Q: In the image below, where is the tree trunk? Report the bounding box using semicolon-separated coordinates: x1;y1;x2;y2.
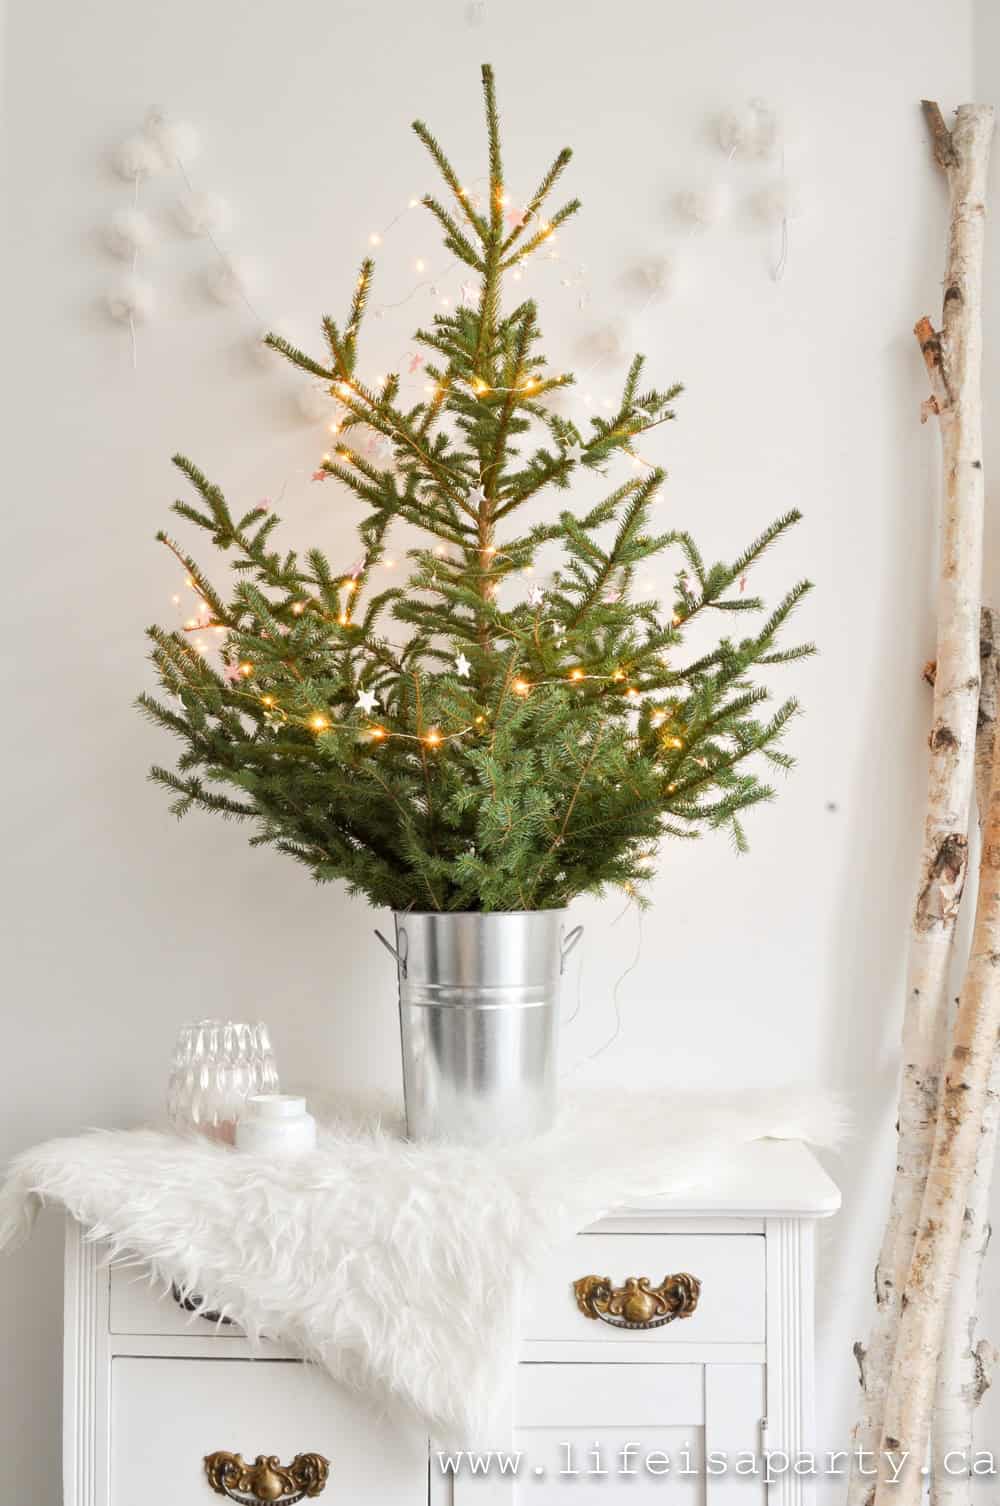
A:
929;611;1000;1506
848;100;993;1506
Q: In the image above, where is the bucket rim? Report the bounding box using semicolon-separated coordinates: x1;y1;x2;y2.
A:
390;907;570;919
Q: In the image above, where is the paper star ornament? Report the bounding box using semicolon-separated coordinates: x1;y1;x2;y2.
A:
455;651;472;679
356;687;381;715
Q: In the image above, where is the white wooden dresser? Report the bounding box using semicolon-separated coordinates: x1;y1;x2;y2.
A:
64;1139;839;1505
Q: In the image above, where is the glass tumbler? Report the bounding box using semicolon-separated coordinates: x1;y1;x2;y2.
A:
167;1020;279;1143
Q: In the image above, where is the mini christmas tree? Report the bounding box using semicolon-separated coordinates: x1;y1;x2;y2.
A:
138;65;813;914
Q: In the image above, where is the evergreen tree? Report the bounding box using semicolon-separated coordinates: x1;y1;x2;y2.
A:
138;64;813;914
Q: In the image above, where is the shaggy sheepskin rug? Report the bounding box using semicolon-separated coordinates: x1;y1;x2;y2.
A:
0;1082;844;1435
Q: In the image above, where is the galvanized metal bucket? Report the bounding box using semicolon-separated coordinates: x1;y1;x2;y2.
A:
375;910;583;1144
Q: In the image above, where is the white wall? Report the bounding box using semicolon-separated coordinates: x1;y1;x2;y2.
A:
0;1;979;1500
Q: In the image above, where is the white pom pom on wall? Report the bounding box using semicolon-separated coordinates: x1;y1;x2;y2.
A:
584;323;628;363
106;274;155;324
145;110;201;166
104;207;155;259
674;182;731;228
751;180;807;226
249;321;282;369
205;256;255;307
716;99;782;160
296;383;336;423
113;134;162;182
627;251;689;303
175;190;233;238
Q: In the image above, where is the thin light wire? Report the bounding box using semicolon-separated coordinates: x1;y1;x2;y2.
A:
771;144;789;283
585;899;643;1062
561;934;586;1025
374;257;461;314
772;214;789;282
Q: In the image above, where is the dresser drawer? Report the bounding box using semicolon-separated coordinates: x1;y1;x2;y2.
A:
111;1357;427;1506
520;1233;764;1344
110;1262;247;1336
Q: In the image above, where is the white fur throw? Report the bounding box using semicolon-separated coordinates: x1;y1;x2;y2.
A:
0;1082;844;1435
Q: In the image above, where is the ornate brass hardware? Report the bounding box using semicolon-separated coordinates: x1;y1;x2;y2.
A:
573;1271;701;1330
204;1451;329;1503
172;1283;235;1325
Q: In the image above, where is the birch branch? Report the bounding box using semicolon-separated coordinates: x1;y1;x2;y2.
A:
930;609;1000;1506
877;616;1000;1506
848;99;993;1506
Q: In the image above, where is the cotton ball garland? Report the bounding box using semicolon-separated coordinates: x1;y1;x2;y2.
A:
104;207;155;259
751;180;806;226
175;190;232;238
145;110;201;165
205;256;254;306
113;133;162;181
106;274;155;324
716;99;781;160
675;182;731;229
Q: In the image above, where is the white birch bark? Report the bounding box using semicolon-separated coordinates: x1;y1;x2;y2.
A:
930;611;1000;1506
876;625;1000;1506
849;100;993;1506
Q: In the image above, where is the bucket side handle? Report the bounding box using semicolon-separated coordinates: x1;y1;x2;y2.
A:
560;924;584;974
374;928;408;978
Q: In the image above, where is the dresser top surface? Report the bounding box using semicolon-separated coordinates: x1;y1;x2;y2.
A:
611;1138;840;1218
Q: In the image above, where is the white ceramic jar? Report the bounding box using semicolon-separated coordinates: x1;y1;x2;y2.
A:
235;1094;317;1155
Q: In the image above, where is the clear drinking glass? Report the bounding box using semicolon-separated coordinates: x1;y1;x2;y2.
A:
167;1020;279;1143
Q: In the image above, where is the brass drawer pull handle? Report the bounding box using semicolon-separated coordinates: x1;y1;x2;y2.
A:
573;1272;701;1330
172;1284;235;1325
205;1452;329;1503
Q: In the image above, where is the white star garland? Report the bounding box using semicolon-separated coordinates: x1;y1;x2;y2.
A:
564;440;584;466
454;651;472;679
356;687;381;715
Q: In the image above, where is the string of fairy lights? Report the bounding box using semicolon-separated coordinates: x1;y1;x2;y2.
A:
163;164;684;756
170;530;697;766
173;642;690;759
